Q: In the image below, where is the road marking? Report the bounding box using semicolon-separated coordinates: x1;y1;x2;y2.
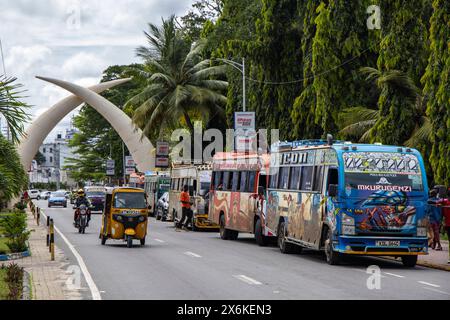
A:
40;209;102;300
384;272;405;278
233;275;262;285
422;287;450;296
418;281;440;288
184;251;202;258
154;239;165;243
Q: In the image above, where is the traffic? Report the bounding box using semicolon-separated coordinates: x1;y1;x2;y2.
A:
28;139;448;269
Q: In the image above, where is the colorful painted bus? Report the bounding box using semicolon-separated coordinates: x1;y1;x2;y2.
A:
169;165;218;230
144;173;171;216
263;139;430;267
208;152;271;241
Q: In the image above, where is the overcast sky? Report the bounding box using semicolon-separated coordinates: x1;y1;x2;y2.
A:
0;0;193;142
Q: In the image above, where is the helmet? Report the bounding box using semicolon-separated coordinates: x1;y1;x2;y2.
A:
77;189;85;196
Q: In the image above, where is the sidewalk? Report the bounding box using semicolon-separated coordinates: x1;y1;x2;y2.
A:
2;210;82;300
418;240;450;271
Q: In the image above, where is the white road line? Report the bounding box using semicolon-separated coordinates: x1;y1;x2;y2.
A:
418;281;441;288
233;275;263;285
154;239;165;243
422;287;450;296
40;209;102;300
384;272;405;278
184;251;202;258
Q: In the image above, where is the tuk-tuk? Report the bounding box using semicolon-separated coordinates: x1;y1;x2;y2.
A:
100;187;149;248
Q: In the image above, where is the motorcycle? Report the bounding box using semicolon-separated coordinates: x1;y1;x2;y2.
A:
73;204;90;234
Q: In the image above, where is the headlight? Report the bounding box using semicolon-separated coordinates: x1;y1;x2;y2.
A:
417;227;427;237
138;216;145;222
115;215;123;222
341;213;355;235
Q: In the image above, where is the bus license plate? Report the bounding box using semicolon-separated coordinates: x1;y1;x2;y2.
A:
376;241;400;247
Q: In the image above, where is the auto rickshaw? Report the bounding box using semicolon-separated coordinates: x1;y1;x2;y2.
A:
100;187;149;248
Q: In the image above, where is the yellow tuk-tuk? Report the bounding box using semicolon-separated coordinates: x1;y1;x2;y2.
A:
100;187;149;248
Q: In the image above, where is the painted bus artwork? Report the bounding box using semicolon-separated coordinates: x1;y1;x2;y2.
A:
209;140;430;267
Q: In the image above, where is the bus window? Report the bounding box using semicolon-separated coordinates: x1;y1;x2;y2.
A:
290;166;301;190
313;166;324;192
269;169;279;189
300;166;313;191
327;167;339;187
247;171;256;193
223;172;231;191
232;172;240;192
240;172;248;191
214;171;223;190
279;167;290;189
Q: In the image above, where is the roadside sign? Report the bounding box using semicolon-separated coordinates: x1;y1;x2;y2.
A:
156;141;170;156
234;112;256;152
234;112;255;130
125;167;135;175
125;156;135;167
106;169;115;176
155;157;169;168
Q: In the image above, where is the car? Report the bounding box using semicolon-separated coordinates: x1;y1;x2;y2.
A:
156;192;169;221
28;189;40;200
48;191;68;208
38;190;51;200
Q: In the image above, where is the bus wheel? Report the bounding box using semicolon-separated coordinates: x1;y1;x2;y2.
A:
401;255;417;268
229;230;239;240
278;221;296;254
324;229;341;265
140;237;146;246
219;215;229;240
192;218;199;232
101;234;107;246
173;210;178;227
255;219;269;247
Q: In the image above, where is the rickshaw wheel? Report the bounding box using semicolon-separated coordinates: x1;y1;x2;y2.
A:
140;238;146;246
127;236;133;248
101;234;107;245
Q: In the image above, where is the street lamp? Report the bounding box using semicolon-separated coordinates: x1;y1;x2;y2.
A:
217;58;246;112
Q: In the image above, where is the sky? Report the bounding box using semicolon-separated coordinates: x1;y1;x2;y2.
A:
0;0;194;142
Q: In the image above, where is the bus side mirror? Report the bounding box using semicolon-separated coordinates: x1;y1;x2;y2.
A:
435;185;448;198
328;184;338;197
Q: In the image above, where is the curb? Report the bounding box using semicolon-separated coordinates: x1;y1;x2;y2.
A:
21;270;31;300
0;250;31;262
417;260;450;272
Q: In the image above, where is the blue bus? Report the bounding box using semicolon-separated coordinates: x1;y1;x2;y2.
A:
261;139;429;267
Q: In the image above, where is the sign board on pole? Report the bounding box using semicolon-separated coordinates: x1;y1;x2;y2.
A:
125;167;135;175
125;156;135;168
234;112;256;152
155;157;169;168
234;112;256;130
156;142;170;157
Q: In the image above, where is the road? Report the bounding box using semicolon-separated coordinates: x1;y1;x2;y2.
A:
35;200;450;300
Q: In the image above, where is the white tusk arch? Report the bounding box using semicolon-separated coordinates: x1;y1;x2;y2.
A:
36;76;155;172
18;78;132;172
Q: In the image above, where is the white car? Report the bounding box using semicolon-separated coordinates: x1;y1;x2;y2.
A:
28;190;40;200
39;190;51;200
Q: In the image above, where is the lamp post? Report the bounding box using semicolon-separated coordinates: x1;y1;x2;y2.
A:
217;58;246;112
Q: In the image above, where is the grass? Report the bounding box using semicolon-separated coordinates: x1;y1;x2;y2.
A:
0;238;9;255
0;268;8;300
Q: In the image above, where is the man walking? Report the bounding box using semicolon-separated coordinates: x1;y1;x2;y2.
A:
429;189;443;250
176;185;193;231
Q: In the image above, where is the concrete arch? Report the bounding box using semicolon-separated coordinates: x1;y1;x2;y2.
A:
18;78;131;171
36;76;155;172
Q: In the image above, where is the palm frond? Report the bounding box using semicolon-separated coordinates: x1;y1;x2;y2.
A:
405;116;432;147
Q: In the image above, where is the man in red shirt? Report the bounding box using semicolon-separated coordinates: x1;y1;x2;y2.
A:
176;185;193;231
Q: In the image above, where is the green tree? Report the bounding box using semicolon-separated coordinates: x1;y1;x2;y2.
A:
421;0;450;185
370;0;429;145
0;76;31;144
126;15;228;140
0;135;28;207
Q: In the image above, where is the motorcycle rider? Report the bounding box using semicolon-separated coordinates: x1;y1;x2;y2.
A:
74;189;91;227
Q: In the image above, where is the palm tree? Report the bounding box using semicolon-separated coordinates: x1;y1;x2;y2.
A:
338;67;430;146
0;76;31;144
125;15;228;140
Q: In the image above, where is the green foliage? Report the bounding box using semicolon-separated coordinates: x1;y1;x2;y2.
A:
2;263;24;300
0;135;28;207
421;0;450;185
127;15;228;140
0;76;31;144
33;151;45;166
0;212;30;253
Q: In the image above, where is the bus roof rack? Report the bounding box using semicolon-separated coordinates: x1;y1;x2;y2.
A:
271;139;344;151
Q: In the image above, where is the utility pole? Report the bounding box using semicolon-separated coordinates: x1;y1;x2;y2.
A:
242;58;246;112
0;38;11;142
122;141;126;186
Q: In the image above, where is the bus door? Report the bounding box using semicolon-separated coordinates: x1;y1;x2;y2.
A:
244;171;258;232
322;166;339;230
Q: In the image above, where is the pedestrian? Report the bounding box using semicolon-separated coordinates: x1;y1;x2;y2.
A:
429;189;443;250
439;188;450;264
176;185;193;232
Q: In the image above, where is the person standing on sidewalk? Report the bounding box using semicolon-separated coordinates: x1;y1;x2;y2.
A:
429;190;443;250
440;188;450;264
176;185;193;232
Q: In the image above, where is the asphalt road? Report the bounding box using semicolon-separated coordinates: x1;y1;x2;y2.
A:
35;200;450;300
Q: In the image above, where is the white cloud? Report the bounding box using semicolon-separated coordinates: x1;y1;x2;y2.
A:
62;52;107;78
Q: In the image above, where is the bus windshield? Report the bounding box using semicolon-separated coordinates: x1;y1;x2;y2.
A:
343;152;424;192
114;192;146;209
